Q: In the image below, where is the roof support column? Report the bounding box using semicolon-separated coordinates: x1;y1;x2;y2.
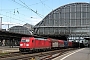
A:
9;38;14;48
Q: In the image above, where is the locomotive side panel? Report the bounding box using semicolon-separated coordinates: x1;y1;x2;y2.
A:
45;39;51;48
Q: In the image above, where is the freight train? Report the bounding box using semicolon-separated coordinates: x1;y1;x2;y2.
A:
19;37;84;52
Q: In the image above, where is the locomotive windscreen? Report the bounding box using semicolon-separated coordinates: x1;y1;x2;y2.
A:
21;39;30;42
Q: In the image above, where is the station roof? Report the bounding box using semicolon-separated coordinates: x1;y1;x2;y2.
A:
34;2;90;37
0;30;32;39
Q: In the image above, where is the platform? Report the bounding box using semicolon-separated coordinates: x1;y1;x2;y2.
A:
0;46;19;53
53;48;90;60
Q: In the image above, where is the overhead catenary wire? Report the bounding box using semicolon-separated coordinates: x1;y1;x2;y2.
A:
19;0;44;18
14;0;48;10
12;0;44;18
6;0;51;25
0;13;25;25
0;0;30;26
39;0;53;11
5;9;29;21
6;11;29;24
1;0;51;27
2;8;33;25
0;0;49;12
1;0;45;24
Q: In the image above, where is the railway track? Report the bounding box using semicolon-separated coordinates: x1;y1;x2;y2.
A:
0;48;78;60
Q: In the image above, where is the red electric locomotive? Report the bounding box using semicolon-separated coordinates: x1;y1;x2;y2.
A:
19;37;51;52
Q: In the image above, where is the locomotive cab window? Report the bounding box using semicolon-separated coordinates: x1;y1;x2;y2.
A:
21;40;26;42
21;39;30;42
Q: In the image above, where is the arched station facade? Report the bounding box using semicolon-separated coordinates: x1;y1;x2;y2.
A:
34;2;90;40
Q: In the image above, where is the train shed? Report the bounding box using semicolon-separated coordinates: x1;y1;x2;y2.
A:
34;2;90;41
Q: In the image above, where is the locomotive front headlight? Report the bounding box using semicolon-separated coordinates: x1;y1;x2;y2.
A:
26;44;29;46
20;44;23;46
